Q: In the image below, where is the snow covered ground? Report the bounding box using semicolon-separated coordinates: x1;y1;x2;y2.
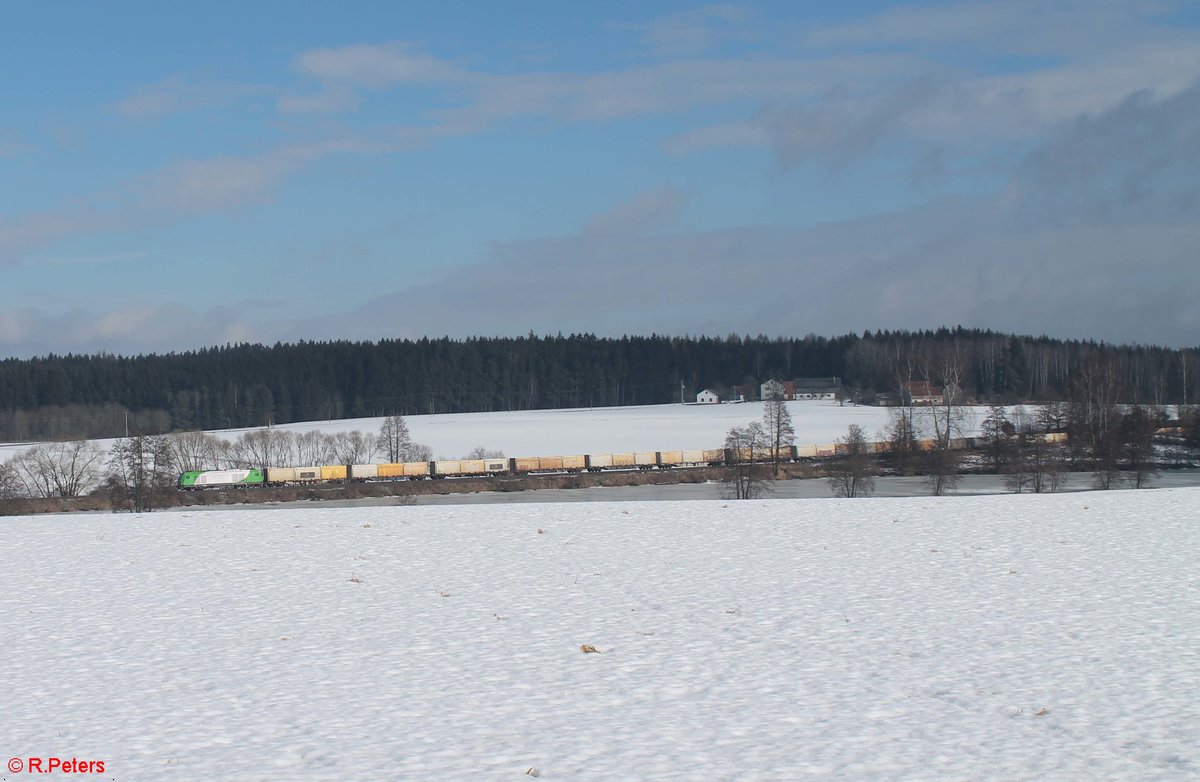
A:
260;400;940;457
0;400;970;463
2;489;1197;780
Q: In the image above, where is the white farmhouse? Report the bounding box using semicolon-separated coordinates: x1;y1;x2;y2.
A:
696;389;721;404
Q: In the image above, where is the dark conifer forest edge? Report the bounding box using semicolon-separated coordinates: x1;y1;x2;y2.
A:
1;328;1196;442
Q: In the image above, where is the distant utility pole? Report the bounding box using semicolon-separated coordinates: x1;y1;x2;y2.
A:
680;380;685;405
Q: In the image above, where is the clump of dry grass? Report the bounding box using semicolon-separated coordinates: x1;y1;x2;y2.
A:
580;644;602;654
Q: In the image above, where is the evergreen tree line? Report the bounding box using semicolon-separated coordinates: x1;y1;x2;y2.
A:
1;328;1197;442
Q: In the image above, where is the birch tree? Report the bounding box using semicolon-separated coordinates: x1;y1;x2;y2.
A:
761;382;795;476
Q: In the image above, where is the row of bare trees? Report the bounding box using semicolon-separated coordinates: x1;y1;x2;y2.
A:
721;382;1190;500
0;415;430;514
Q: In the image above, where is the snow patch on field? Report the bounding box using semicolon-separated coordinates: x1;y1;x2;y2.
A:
2;489;1197;779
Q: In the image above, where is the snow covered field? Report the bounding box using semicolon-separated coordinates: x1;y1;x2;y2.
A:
2;489;1197;780
0;400;903;463
0;400;970;463
0;400;886;465
232;400;902;458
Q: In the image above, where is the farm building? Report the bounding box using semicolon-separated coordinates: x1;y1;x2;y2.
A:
902;381;944;405
759;377;842;401
696;389;721;404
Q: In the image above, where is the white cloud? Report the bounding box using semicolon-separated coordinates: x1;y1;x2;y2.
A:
803;0;1180;56
583;186;684;236
292;42;462;86
140;151;305;214
112;79;273;118
612;4;756;57
0;140;384;267
301;85;1200;349
276;86;359;114
0;140;28;158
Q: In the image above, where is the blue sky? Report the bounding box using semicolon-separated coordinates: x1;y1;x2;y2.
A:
2;1;1198;357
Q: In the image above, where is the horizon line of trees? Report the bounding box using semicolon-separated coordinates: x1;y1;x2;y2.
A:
2;328;1198;442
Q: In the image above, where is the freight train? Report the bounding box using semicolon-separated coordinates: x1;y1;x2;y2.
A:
178;451;718;488
176;432;1069;489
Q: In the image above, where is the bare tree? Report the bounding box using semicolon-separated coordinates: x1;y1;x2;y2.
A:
1070;352;1123;474
1030;436;1069;494
925;447;962;496
723;422;771;500
882;407;920;476
293;430;335;466
107;434;177;512
827;424;876;497
761;382;795;476
923;341;969;496
407;442;433;462
165;431;223;472
980;404;1016;474
1036;401;1067;434
465;447;505;459
226;429;294;468
1003;433;1033;493
376;415;413;463
10;441;105;498
926;340;970;449
1120;405;1159;489
330;430;376;464
0;460;22;515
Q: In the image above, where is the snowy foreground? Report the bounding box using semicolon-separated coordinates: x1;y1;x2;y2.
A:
2;490;1198;780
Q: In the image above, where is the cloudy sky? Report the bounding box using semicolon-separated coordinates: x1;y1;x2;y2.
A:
2;0;1198;357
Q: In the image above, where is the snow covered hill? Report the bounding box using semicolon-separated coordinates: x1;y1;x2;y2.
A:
2;400;911;463
279;400;900;457
2;489;1196;779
